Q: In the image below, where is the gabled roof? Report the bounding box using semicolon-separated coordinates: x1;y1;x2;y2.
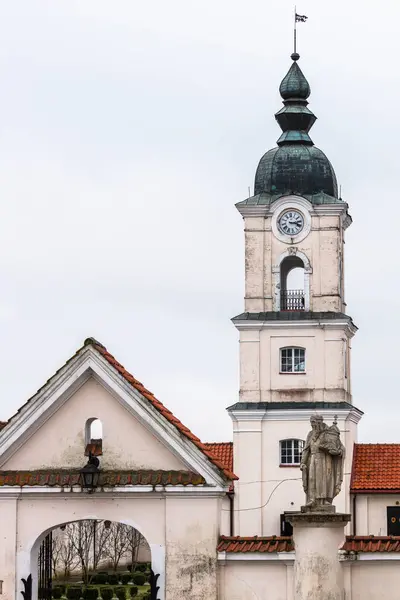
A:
0;337;237;482
351;444;400;492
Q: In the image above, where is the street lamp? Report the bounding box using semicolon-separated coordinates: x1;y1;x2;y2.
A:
79;454;101;493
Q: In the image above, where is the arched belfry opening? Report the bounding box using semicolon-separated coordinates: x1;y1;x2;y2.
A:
85;418;103;456
280;255;305;311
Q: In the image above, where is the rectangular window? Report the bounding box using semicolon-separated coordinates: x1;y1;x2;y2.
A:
280;439;304;465
280;347;305;373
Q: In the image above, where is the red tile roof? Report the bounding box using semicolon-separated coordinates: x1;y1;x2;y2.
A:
217;536;294;553
351;444;400;492
342;536;400;553
88;339;237;481
0;338;237;482
204;443;233;474
0;470;205;487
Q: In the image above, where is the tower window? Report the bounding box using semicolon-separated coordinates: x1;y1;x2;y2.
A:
280;347;305;373
280;439;304;466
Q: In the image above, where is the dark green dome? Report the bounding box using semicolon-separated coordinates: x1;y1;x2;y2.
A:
254;145;338;197
254;54;339;202
279;59;310;100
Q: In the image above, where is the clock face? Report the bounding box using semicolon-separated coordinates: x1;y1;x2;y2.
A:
278;210;304;236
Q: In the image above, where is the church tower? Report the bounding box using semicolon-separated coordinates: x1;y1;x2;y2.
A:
228;53;362;536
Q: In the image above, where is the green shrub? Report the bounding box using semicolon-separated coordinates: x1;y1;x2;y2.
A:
57;586;67;596
136;564;147;573
120;574;131;585
108;574;119;586
129;587;138;598
67;587;83;600
99;588;113;600
132;574;145;586
114;587;126;600
83;589;99;600
94;574;108;585
53;587;63;599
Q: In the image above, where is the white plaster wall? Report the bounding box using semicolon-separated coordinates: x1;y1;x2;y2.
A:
243;208;346;314
0;498;18;600
219;559;400;600
346;562;400;600
1;491;223;600
232;414;357;536
219;561;291;600
165;496;220;600
238;325;351;404
1;378;187;471
354;494;400;536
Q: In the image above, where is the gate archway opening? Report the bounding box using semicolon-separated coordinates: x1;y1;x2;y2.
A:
31;520;154;600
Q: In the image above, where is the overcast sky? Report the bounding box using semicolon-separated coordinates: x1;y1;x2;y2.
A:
0;0;397;443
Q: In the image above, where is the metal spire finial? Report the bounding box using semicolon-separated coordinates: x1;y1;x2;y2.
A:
293;7;308;58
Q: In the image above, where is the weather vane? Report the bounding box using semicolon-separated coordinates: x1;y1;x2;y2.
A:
294;6;308;56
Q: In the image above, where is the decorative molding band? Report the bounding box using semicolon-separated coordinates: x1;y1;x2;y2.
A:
340;553;400;562
229;407;363;424
234;319;357;337
217;551;295;562
0;485;228;496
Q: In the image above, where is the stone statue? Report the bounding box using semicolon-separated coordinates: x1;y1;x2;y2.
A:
300;415;345;510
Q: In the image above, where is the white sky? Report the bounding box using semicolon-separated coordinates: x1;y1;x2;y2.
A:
0;0;398;443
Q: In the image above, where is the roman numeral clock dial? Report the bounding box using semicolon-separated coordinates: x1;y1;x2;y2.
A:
278;210;304;236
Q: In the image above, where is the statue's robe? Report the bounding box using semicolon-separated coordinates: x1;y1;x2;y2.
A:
301;426;344;505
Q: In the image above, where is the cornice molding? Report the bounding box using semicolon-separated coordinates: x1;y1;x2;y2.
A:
217;551;295;562
0;485;228;497
229;407;363;424
233;319;357;337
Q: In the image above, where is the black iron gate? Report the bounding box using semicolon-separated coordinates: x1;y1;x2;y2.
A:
38;532;52;600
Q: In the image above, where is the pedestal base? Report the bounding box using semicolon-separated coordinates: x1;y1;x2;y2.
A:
287;512;351;600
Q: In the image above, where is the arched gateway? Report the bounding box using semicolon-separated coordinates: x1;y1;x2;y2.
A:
0;338;235;600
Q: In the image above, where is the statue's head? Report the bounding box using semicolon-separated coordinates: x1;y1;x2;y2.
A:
310;414;324;431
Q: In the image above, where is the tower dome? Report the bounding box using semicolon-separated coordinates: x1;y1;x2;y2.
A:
254;54;339;203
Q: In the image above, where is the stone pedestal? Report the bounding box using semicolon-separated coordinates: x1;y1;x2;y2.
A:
287;511;350;600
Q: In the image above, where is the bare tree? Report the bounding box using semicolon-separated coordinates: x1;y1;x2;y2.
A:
126;528;147;570
104;523;130;571
52;528;80;580
51;534;63;578
92;521;111;573
65;521;94;584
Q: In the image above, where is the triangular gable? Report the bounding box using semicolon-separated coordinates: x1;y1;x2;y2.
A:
0;338;237;486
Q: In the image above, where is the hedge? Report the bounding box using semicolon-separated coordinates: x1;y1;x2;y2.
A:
129;587;138;598
92;574;108;585
67;587;83;600
99;588;113;600
83;589;99;600
115;587;126;600
52;587;63;599
132;574;145;586
108;574;119;586
120;574;131;585
136;564;147;573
